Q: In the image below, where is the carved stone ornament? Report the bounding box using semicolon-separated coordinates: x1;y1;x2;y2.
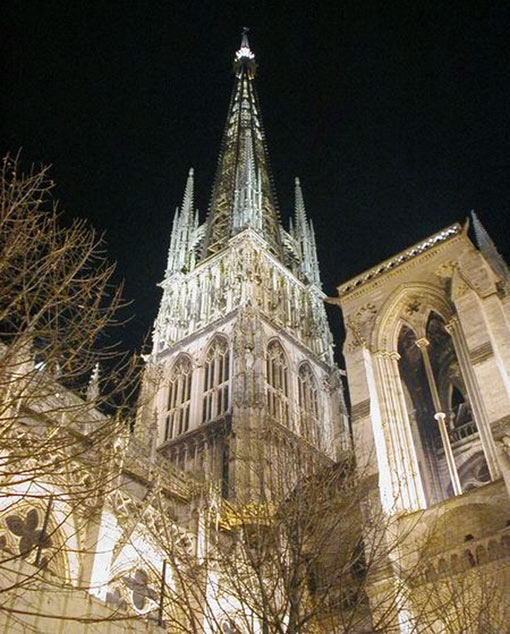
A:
404;295;422;316
434;260;457;279
497;434;510;470
345;317;366;351
345;303;377;351
451;267;470;301
322;366;341;394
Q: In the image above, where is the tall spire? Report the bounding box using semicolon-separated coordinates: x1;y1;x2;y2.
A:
202;30;283;260
166;168;198;276
292;178;321;287
471;211;510;283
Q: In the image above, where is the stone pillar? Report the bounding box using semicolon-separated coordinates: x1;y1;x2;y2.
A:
495;434;510;499
372;349;426;512
446;317;500;480
480;293;510;400
415;338;462;496
86;508;122;600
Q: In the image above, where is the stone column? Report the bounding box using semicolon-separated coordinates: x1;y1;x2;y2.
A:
495;434;510;499
373;349;426;511
415;338;462;496
446;317;500;480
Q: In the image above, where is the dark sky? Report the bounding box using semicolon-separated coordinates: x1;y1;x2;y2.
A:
2;1;510;363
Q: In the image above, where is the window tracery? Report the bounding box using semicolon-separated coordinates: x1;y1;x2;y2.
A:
297;363;320;442
266;340;289;426
202;336;230;424
397;310;490;503
164;355;193;440
1;505;67;578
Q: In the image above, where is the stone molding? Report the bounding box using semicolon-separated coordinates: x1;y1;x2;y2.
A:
469;341;494;365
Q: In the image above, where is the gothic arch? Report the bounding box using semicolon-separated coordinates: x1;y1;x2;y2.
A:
375;285;491;504
201;335;230;424
203;332;230;353
372;282;454;353
163;354;193;440
266;339;290;427
297;362;320;443
0;484;80;586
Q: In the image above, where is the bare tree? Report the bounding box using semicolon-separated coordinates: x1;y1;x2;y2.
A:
403;520;510;633
111;432;426;634
0;153;139;614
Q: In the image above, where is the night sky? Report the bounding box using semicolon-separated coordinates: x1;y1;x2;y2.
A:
2;2;510;364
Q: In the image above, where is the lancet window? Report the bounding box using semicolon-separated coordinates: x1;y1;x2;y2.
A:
202;336;230;424
297;363;320;442
397;311;489;504
164;355;192;440
266;340;289;426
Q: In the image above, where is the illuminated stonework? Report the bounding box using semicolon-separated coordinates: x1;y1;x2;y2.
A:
2;31;510;634
331;213;510;630
137;31;349;502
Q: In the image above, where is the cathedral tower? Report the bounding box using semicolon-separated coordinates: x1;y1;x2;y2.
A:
136;32;349;500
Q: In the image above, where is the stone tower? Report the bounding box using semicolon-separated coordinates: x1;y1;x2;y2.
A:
136;32;349;500
329;217;510;633
332;219;510;513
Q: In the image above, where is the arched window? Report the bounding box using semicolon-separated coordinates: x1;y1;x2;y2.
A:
298;363;319;442
164;356;192;440
266;340;289;426
202;336;230;423
397;312;489;504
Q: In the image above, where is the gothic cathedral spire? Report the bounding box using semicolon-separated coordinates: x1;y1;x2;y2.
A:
202;30;283;260
142;32;349;499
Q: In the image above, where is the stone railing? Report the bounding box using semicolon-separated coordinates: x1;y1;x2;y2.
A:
411;526;510;587
449;420;478;444
123;438;196;500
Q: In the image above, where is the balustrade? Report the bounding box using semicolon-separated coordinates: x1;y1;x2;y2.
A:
413;527;510;587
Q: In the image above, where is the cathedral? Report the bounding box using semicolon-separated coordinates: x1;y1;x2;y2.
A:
1;32;510;634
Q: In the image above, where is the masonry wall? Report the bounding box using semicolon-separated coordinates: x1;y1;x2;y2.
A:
0;559;164;634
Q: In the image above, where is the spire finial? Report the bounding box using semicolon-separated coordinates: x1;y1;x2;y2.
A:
241;26;250;48
234;27;256;77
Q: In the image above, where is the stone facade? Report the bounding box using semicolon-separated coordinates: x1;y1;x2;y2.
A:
331;217;510;631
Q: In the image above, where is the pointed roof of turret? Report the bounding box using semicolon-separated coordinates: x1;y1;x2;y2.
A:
201;30;283;260
471;211;510;282
292;177;321;287
166;168;198;276
294;177;308;236
87;362;100;402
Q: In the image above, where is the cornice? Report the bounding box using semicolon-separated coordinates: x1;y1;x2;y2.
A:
336;224;462;301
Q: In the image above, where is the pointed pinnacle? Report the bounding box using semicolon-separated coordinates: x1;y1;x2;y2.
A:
234;27;256;76
87;362;100;401
241;26;250;48
294;176;307;230
182;168;194;215
471;210;510;281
